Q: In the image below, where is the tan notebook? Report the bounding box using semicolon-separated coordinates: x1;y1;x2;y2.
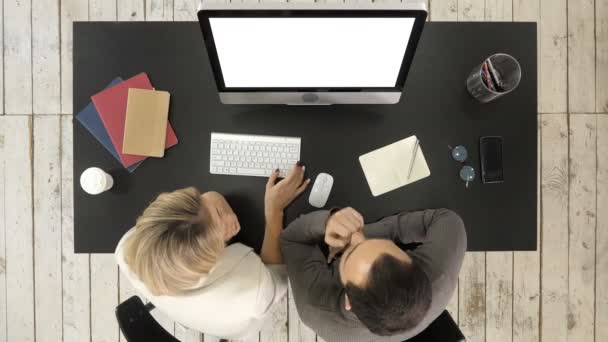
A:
359;135;431;197
122;88;170;157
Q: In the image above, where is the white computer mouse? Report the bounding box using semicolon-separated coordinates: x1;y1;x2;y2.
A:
309;173;334;208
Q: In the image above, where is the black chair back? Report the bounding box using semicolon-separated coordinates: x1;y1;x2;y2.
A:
406;310;466;342
115;296;180;342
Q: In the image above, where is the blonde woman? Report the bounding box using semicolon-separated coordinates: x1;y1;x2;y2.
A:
115;163;309;339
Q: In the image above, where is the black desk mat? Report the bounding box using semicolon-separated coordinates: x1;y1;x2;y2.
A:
73;22;537;253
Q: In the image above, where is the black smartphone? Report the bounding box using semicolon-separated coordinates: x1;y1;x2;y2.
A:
480;136;504;183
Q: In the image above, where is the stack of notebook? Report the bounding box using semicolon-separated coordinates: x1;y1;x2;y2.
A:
76;73;178;172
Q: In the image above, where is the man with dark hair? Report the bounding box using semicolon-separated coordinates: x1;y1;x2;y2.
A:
345;254;432;336
280;208;466;342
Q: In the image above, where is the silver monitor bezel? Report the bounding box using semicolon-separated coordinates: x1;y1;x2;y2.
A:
197;3;428;104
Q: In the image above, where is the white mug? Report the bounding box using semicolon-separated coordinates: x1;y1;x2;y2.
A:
80;167;114;195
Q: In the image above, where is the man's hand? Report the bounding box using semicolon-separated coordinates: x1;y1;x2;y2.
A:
325;207;364;261
264;162;310;218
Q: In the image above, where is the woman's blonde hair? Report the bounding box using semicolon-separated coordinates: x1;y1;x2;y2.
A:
123;187;225;295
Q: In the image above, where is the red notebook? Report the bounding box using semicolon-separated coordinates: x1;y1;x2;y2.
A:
92;73;178;167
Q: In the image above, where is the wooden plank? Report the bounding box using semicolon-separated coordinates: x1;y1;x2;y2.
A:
371;0;401;4
439;5;465;324
430;0;458;21
513;0;539;21
513;0;540;114
60;0;88;114
33;116;63;342
457;3;486;340
457;0;485;21
89;5;177;339
539;0;567;113
32;0;60;114
0;0;3;114
458;252;486;342
60;115;91;342
341;0;370;4
232;332;260;342
513;253;540;342
175;323;203;342
146;0;175;21
0;118;7;342
485;0;513;21
483;5;515;340
596;0;608;112
567;114;596;342
420;0;430;22
512;6;541;342
200;0;228;4
512;116;541;342
117;0;145;21
422;0;430;14
126;4;177;336
89;0;117;21
260;296;288;342
4;0;32;114
241;334;261;342
153;0;178;326
2;116;34;341
596;115;608;342
567;0;596;113
116;4;178;337
90;254;119;342
485;252;513;342
288;284;317;342
539;114;569;342
174;0;198;21
86;4;119;341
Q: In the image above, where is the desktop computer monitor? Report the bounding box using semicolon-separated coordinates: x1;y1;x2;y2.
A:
198;3;427;105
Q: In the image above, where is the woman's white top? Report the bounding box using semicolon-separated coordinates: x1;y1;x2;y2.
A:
115;228;288;340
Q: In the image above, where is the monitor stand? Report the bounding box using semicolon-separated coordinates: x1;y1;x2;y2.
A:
219;92;402;105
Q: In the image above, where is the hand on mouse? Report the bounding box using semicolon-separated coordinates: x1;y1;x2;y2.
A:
324;207;364;262
264;162;311;218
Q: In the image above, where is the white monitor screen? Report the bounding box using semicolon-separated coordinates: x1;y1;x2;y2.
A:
209;17;416;88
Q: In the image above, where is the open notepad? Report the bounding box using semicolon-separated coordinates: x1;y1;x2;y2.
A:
359;135;431;197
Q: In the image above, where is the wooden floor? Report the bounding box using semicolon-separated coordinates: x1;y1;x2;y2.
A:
0;0;606;341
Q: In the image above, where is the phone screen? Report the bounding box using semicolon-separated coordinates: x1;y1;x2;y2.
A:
481;137;504;183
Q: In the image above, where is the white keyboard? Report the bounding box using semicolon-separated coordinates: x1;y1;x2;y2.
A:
210;133;301;178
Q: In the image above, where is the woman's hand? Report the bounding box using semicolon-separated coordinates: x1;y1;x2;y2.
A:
261;164;308;264
264;162;310;218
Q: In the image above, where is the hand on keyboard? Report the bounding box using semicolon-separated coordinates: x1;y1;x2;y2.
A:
209;133;301;178
264;162;311;216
